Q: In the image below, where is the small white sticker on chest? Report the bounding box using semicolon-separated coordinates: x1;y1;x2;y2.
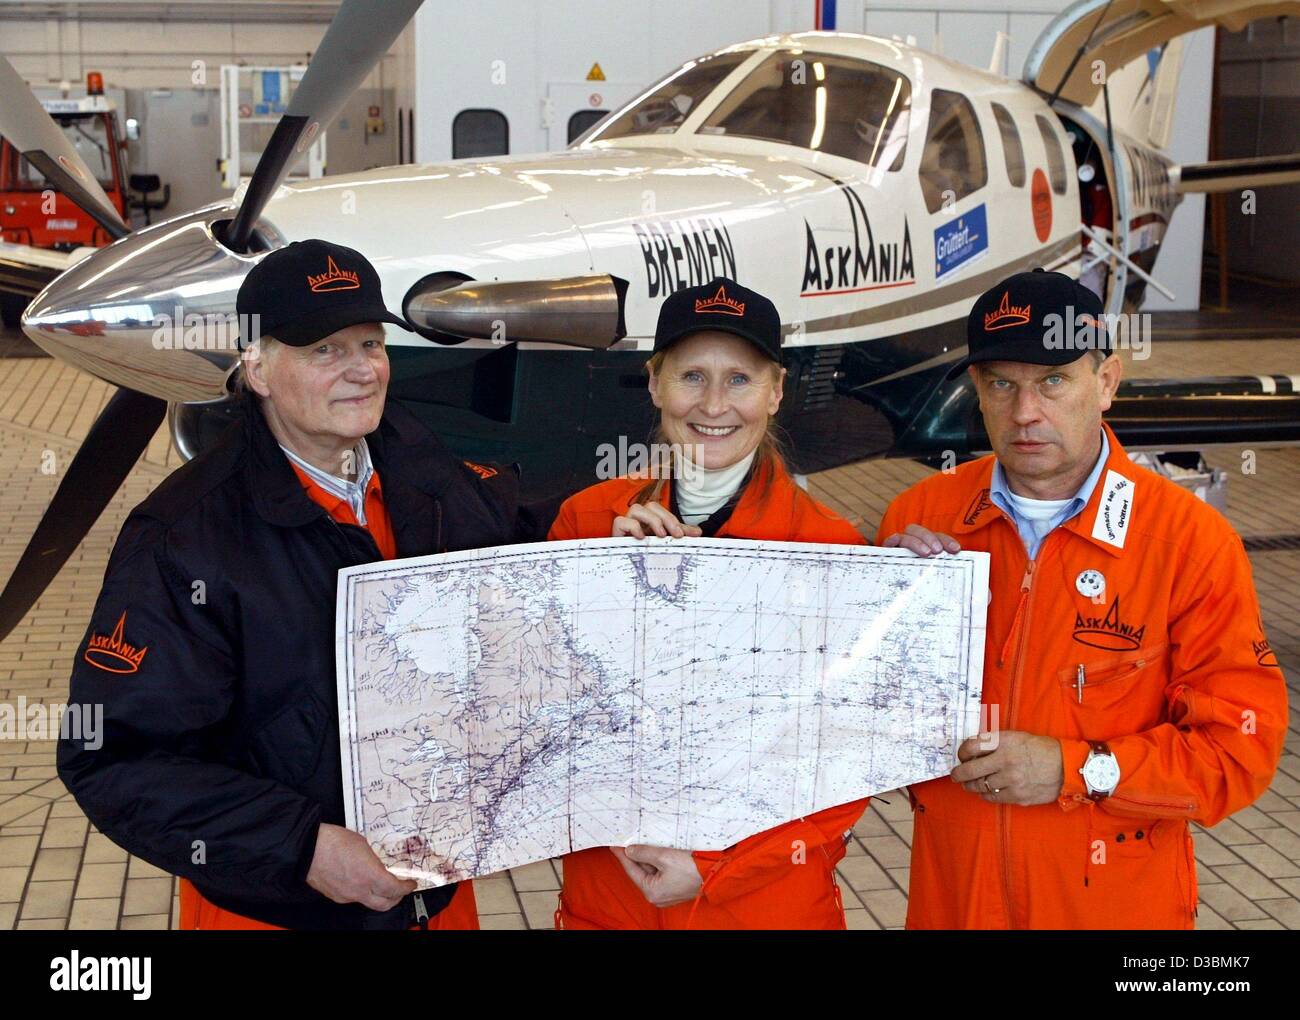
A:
1091;469;1135;549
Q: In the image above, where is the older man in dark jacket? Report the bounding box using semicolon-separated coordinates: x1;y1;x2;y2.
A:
59;239;527;929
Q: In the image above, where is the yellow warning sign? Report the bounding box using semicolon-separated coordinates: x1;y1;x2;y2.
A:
586;62;606;82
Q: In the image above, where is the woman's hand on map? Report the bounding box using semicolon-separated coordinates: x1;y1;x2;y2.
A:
613;501;702;539
610;843;704;907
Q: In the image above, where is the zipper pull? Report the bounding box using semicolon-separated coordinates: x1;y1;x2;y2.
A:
1020;560;1035;592
1076;663;1086;704
413;891;429;929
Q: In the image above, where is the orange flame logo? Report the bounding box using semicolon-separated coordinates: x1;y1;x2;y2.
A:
694;284;745;317
983;291;1031;332
307;255;360;293
84;612;148;674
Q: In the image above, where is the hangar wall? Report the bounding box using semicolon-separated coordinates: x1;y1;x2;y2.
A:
1;7;413;216
0;11;411;96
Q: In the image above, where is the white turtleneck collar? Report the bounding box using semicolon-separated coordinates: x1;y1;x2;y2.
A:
672;448;758;525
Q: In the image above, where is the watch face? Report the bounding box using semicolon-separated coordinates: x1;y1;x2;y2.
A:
1084;753;1121;792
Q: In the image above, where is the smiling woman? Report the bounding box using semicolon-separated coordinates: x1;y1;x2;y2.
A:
545;277;871;930
634;332;784;510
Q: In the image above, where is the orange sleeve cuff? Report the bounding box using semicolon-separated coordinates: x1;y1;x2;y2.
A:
691;850;722;886
1057;738;1092;810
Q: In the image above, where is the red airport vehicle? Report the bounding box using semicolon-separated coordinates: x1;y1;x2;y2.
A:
0;72;128;251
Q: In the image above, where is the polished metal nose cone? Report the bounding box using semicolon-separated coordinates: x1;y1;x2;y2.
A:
21;207;259;403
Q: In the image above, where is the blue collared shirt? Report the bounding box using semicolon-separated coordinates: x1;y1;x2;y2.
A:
279;437;375;525
989;430;1109;559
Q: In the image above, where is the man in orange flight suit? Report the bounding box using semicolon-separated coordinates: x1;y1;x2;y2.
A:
877;269;1287;929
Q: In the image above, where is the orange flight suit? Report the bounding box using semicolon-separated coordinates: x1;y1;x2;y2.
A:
547;458;870;929
876;423;1287;929
179;462;479;931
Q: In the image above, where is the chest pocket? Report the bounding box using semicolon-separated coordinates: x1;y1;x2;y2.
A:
1056;643;1169;738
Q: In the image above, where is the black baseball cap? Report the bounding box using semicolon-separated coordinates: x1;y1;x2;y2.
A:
654;277;781;362
236;238;412;348
946;268;1110;379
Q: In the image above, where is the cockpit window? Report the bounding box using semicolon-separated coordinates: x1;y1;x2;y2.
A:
582;51;752;142
697;52;911;170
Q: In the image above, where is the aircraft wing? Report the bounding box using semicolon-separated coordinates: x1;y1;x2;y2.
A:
1103;375;1300;448
1170;153;1300;193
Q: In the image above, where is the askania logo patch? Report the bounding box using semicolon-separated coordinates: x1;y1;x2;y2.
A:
1091;469;1135;549
1073;595;1146;650
83;611;148;674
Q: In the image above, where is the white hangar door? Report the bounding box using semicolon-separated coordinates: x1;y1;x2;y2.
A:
545;81;641;151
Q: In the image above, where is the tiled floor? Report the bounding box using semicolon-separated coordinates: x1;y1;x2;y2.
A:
0;336;1297;930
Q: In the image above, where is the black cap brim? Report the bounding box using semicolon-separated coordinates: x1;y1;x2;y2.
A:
944;342;1096;380
245;302;412;348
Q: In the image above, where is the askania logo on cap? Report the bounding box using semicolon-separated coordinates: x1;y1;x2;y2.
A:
84;611;148;674
694;284;745;316
983;291;1031;332
307;255;360;293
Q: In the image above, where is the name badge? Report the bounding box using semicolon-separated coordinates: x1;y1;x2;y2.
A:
1091;469;1135;549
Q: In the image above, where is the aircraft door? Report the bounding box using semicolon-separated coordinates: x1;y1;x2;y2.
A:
1055;110;1127;312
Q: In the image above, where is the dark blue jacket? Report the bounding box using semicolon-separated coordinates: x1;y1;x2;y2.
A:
58;396;528;929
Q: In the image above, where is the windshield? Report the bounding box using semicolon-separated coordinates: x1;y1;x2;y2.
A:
699;51;910;169
581;50;753;142
15;114;115;189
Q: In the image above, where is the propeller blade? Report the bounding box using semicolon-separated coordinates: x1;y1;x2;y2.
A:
0;55;129;241
225;0;425;250
0;388;166;641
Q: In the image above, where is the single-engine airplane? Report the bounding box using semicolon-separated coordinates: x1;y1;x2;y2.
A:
1;0;1299;639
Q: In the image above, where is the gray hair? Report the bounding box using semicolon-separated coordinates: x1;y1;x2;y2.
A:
232;334;280;396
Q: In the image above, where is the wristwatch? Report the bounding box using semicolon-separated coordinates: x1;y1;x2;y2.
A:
1080;741;1120;801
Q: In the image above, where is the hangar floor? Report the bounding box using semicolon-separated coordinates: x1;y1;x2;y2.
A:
0;322;1296;931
